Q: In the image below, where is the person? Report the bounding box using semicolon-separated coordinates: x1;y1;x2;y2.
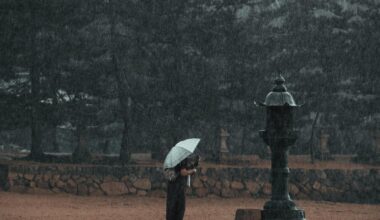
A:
166;158;196;220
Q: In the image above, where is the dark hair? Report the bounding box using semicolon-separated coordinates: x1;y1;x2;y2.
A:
185;155;199;169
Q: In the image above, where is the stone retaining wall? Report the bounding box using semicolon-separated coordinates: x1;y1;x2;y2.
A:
3;163;379;203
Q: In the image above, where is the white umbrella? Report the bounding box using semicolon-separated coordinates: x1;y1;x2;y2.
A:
163;138;200;169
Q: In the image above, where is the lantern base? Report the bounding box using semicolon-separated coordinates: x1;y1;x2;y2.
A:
235;208;305;220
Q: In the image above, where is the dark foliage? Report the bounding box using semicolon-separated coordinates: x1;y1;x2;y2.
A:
0;0;379;163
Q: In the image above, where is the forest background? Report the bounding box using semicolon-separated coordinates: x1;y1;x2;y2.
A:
0;0;379;163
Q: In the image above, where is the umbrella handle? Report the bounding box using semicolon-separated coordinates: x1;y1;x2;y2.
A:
187;175;191;187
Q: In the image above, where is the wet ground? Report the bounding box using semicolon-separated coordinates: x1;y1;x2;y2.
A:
0;192;379;220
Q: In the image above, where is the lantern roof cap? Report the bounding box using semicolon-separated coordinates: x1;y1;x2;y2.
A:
263;75;298;107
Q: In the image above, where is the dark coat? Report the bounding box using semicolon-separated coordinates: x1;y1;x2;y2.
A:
166;159;187;220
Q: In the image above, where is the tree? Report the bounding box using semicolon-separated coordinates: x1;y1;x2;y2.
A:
27;0;45;160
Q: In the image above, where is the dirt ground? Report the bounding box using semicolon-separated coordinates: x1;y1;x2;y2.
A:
0;192;379;220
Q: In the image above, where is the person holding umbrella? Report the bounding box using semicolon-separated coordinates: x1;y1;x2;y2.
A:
163;138;200;220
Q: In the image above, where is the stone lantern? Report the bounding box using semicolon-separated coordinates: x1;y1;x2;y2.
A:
235;76;306;220
258;76;305;220
219;128;230;162
318;128;331;161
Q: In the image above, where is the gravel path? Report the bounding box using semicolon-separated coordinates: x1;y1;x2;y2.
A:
0;192;379;220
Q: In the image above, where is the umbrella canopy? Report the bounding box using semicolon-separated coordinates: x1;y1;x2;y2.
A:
163;138;200;169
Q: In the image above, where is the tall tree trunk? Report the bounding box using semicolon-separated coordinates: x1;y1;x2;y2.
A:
119;96;130;163
72;118;91;163
115;65;130;163
51;71;59;152
107;0;130;163
29;2;43;160
308;112;320;164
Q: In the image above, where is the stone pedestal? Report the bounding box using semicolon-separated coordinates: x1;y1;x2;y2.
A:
236;208;305;220
235;209;262;220
259;130;306;220
261;209;305;220
319;133;330;161
219;128;230;162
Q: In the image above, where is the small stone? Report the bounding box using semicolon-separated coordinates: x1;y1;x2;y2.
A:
351;181;362;192
200;176;208;182
60;175;69;181
67;179;76;188
192;177;203;188
49;179;57;188
125;181;133;189
56;180;66;188
90;189;104;196
128;175;137;183
8;173;18;179
103;175;116;183
326;186;343;194
289;184;300;195
215;181;222;190
151;181;162;189
207;178;216;187
88;186;96;194
91;182;100;189
316;170;327;179
43;174;51;182
29;181;36;188
52;174;60;182
88;186;104;196
72;175;80;180
231;181;244;190
222;180;230;188
221;189;235;198
320;185;328;194
211;188;221;196
245;181;261;194
239;190;251;198
34;175;42;182
85;178;93;185
133;178;151;190
91;176;101;184
24;174;34;181
100;182;128;196
312;181;321;190
38;181;50;189
137;190;147;196
77;177;87;183
49;174;60;186
121;175;129;183
129;187;137;194
262;183;271;195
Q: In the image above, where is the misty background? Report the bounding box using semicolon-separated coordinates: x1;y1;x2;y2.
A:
0;0;379;163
